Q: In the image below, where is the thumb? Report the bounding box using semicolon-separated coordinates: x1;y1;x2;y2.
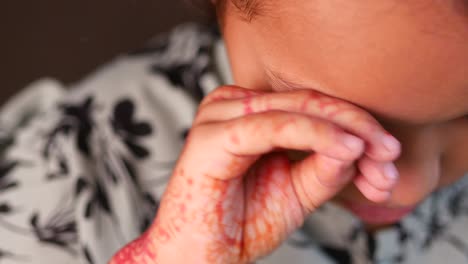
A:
237;153;357;261
290;153;357;215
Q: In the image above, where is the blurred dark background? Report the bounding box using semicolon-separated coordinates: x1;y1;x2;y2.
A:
1;1;210;105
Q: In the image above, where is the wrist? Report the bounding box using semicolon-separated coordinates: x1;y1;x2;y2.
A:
109;232;158;264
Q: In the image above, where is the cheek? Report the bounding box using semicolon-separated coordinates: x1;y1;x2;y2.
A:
336;154;442;207
388;159;441;207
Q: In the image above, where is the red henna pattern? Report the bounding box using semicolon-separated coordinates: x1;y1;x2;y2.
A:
243;97;254;115
111;89;384;264
154;175;191;242
111;157;303;264
109;231;157;264
316;97;350;120
265;96;273;111
201;156;303;263
200;178;245;263
204;86;260;106
273;116;297;133
230;133;241;145
300;92;350;120
109;170;195;263
300;92;320;112
242;156;303;260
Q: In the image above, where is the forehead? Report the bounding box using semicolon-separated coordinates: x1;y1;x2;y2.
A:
239;0;468;123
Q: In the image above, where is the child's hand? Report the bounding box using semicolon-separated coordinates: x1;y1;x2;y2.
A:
110;86;401;264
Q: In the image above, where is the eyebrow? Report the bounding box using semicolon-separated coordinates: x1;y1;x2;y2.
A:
232;0;263;21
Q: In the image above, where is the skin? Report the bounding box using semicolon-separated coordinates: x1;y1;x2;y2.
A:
110;86;400;263
222;0;468;219
110;0;468;263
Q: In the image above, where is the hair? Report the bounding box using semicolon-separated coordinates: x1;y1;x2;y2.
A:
189;0;261;22
222;0;261;21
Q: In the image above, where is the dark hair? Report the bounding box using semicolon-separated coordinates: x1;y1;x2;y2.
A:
224;0;261;21
189;0;260;21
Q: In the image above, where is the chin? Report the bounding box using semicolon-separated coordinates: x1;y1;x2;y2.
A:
338;199;416;226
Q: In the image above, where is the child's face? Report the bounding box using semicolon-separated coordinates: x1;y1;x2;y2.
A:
222;0;468;225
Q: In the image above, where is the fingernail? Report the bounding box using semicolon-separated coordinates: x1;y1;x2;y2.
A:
382;133;401;153
383;163;399;181
343;134;363;152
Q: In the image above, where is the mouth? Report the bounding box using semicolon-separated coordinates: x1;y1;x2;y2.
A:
339;200;416;225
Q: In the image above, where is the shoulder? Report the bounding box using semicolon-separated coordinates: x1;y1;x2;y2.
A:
0;23;223;176
0;22;222;263
1;22;220;147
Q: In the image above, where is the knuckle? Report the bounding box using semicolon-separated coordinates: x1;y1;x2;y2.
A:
184;126;199;142
222;121;241;146
198;85;256;117
258;111;297;132
324;124;350;149
278;116;300;134
301;183;321;213
344;106;382;130
292;164;319;213
187;123;210;142
318;164;353;188
199;85;234;106
315;120;341;140
304;89;321;99
193;107;209;125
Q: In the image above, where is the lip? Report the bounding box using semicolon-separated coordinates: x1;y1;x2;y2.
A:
339;200;416;225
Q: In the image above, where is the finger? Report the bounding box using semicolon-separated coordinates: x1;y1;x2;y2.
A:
357;157;399;191
185;111;365;181
196;89;401;161
290;153;357;214
240;153;303;259
238;153;357;259
199;85;262;109
353;173;392;203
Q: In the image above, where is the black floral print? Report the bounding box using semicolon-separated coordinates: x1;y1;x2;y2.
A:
30;211;77;255
139;192;159;233
82;245;95;264
0;201;31;237
0;134;14;154
111;99;153;159
320;245;352;264
75;176;112;218
0;161;18;191
55;96;95;157
151;63;209;101
150;25;217;101
0;248;18;262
